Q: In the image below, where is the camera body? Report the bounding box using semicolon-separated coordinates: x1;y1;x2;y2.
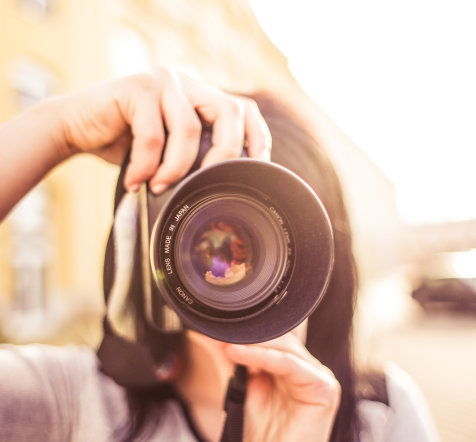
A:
136;145;334;344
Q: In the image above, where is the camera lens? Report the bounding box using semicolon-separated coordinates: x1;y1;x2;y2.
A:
174;195;287;313
147;159;333;343
189;219;252;287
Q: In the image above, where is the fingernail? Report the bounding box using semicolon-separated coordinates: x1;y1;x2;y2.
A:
129;183;140;193
151;183;168;194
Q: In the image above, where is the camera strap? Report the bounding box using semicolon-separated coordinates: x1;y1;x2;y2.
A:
220;364;248;442
98;186;184;387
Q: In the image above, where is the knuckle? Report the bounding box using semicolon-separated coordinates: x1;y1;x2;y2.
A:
252;134;270;152
242;97;266;126
142;132;164;151
154;66;174;81
317;376;341;408
138;157;157;175
329;377;342;400
221;96;245;118
152;66;181;89
119;74;156;103
130;163;155;181
179;117;202;139
159;164;185;183
242;96;259;112
221;145;241;159
128;72;155;91
279;351;297;371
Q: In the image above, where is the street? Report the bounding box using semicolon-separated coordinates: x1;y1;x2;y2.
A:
358;280;476;442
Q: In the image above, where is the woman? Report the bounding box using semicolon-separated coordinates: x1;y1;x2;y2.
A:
0;68;438;441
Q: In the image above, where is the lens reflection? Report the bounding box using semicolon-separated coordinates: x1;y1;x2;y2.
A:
192;220;251;287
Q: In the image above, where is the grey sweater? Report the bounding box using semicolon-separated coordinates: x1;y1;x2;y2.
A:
0;344;439;441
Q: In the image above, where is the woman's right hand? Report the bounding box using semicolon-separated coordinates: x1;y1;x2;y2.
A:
58;67;272;193
225;332;341;442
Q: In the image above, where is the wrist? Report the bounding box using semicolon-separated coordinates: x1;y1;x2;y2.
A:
0;95;76;218
27;95;76;167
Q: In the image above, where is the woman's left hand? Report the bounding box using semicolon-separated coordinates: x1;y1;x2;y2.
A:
225;333;341;442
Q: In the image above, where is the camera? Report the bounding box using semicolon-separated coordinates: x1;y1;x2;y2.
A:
108;138;334;344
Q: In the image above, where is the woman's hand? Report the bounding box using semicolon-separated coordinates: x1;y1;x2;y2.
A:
225;333;341;442
58;67;271;193
0;67;271;218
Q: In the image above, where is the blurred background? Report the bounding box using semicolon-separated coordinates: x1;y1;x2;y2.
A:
1;0;475;440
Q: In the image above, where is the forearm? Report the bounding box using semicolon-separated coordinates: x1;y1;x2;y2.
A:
0;98;68;219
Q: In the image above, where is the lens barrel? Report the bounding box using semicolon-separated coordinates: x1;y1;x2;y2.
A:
147;159;334;344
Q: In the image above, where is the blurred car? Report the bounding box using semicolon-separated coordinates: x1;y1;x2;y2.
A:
412;277;476;311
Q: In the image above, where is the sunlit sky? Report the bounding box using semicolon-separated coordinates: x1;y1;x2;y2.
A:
250;0;476;224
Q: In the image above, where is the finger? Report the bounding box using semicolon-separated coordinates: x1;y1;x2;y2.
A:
200;96;245;168
177;75;246;167
122;91;165;191
242;98;272;162
149;73;202;193
247;335;338;395
226;344;320;385
249;333;321;369
226;344;340;405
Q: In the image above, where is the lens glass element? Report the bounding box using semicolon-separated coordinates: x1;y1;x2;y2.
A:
174;195;287;312
191;220;252;287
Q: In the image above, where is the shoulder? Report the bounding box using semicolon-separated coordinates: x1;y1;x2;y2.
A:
0;343;98;398
0;341;97;369
357;363;440;442
0;343;108;397
0;344;200;441
0;344;127;441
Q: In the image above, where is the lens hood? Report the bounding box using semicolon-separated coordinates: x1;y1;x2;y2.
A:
145;158;333;344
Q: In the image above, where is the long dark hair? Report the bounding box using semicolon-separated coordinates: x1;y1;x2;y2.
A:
253;93;359;442
115;92;359;441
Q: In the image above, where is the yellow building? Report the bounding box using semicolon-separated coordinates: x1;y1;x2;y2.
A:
0;0;121;341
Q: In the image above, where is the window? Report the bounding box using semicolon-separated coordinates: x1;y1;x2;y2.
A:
8;58;57;111
109;26;152;78
19;0;53;17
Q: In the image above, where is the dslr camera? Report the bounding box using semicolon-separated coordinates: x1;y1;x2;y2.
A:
106;137;334;345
